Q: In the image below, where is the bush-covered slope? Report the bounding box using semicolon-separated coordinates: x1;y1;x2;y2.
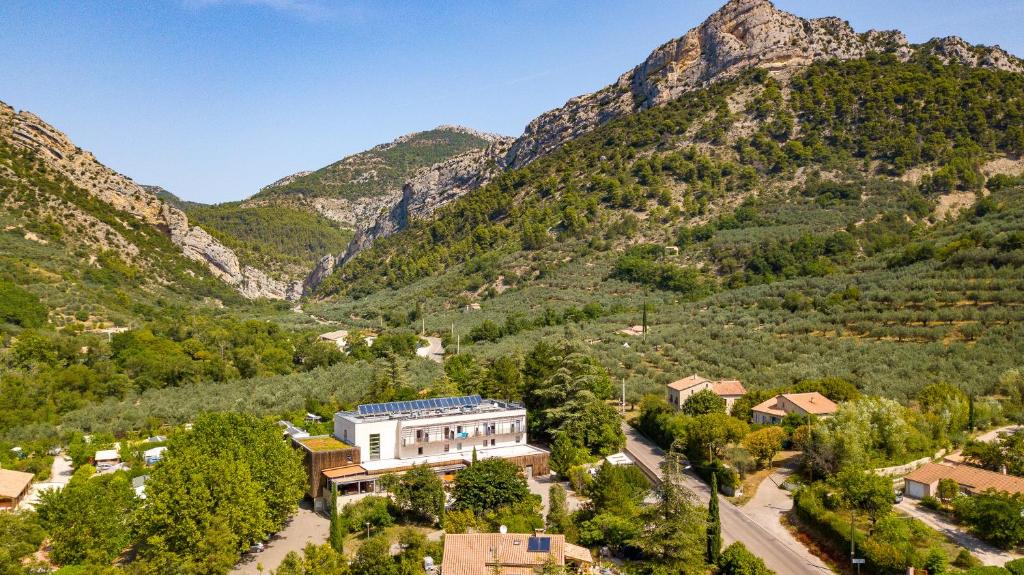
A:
0;141;244;329
255;126;498;202
186;203;354;276
307;54;1024;401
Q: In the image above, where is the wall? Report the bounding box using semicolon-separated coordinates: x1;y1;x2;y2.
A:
667;382;713;409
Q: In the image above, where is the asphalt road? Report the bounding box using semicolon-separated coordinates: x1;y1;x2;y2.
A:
621;422;834;575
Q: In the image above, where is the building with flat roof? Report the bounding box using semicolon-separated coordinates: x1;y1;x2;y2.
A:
442;533;592;575
0;469;34;511
325;395;548;498
904;462;1024;499
666;374;747;412
750;392;838;425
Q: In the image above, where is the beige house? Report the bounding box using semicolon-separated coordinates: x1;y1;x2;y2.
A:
750;392;838;424
666;374;747;412
442;533;592;575
0;469;34;511
904;462;1024;499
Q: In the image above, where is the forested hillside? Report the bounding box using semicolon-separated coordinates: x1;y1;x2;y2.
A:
255;126;500;203
309;55;1024;400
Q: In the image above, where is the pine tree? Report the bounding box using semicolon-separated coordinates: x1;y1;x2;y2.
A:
707;472;722;564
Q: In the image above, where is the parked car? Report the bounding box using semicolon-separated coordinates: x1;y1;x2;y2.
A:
894;491;904;504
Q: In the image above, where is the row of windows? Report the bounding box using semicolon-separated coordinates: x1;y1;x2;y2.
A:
416;438;497;456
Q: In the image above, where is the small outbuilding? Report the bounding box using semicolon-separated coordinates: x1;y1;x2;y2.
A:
0;468;34;510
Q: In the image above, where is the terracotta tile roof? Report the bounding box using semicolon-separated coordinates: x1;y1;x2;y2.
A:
667;374;709;391
0;469;34;499
752;393;837;417
712;380;747;396
564;543;594;564
905;463;1024;495
442;533;591;575
783;392;838;415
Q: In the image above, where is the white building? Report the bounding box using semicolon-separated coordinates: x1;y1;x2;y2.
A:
326;395;549;496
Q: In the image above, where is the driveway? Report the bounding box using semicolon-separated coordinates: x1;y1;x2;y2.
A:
621;422;833;575
232;501;329;574
897;499;1023;566
20;454;73;509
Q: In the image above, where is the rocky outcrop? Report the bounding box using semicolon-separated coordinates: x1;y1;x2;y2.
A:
303;253;337;295
0;102;298;300
341;137;514;264
503;0;1023;169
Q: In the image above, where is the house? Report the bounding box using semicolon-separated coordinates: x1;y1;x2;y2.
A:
143;446;167;465
666;374;747;412
318;330;349;349
441;533;593;575
750;392;838;425
0;468;34;511
904;462;1024;499
325;395;549;501
93;449;120;469
291;435;361;505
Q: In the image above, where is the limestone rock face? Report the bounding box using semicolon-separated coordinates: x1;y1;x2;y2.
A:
503;0;1022;169
0;102;298;301
303;253;337;295
341;137;514;264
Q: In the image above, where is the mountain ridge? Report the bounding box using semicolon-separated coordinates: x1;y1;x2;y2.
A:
327;0;1024;277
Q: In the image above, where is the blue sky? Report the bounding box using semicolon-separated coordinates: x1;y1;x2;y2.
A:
1;1;1021;203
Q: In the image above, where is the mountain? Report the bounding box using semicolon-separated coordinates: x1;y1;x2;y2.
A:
249;125;505;229
142;184;205;212
305;0;1024;398
330;0;1024;270
0;102;301;304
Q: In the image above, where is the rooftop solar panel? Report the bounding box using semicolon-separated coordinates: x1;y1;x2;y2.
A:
355;395;487;417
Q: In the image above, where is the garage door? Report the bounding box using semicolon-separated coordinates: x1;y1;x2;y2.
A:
905;480;928;499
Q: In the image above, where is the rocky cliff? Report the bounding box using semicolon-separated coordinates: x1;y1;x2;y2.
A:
504;0;1024;169
0;102;300;300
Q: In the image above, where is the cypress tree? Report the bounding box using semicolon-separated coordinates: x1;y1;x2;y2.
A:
329;486;345;552
707;472;722;564
968;393;976;431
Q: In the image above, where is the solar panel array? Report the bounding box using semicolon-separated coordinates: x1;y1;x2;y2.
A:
527;537;551;552
357;395;482;416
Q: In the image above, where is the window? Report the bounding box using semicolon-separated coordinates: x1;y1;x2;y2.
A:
417;447;423;455
369;434;381;461
490;439;496;447
457;443;462;451
444;444;450;453
343;429;348;442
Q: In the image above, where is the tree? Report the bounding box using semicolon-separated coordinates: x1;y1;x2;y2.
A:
329;489;346;553
830;469;894;528
0;511;46;574
682;389;727;416
707;473;722;564
955;490;1024;549
685;413;749;462
350;536;397;575
453;458;530;513
742;427;787;468
136;413;306;567
587;461;650;516
937;478;960;502
36;469;137;566
631;471;706;571
275;543;349;575
718;542;775;575
390;465;445;524
549;433;589;477
546;484;572;537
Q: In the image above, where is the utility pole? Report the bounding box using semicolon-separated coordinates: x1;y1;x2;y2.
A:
849;509;857;574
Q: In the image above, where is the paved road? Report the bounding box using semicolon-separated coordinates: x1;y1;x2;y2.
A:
621;422;833;575
897;499;1022;566
20;454;73;509
417;337;445;363
232;502;329;574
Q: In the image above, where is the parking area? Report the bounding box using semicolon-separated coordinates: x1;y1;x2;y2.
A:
231;501;329;574
527;474;586;515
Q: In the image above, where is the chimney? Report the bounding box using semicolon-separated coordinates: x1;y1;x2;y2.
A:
534;528;546;537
